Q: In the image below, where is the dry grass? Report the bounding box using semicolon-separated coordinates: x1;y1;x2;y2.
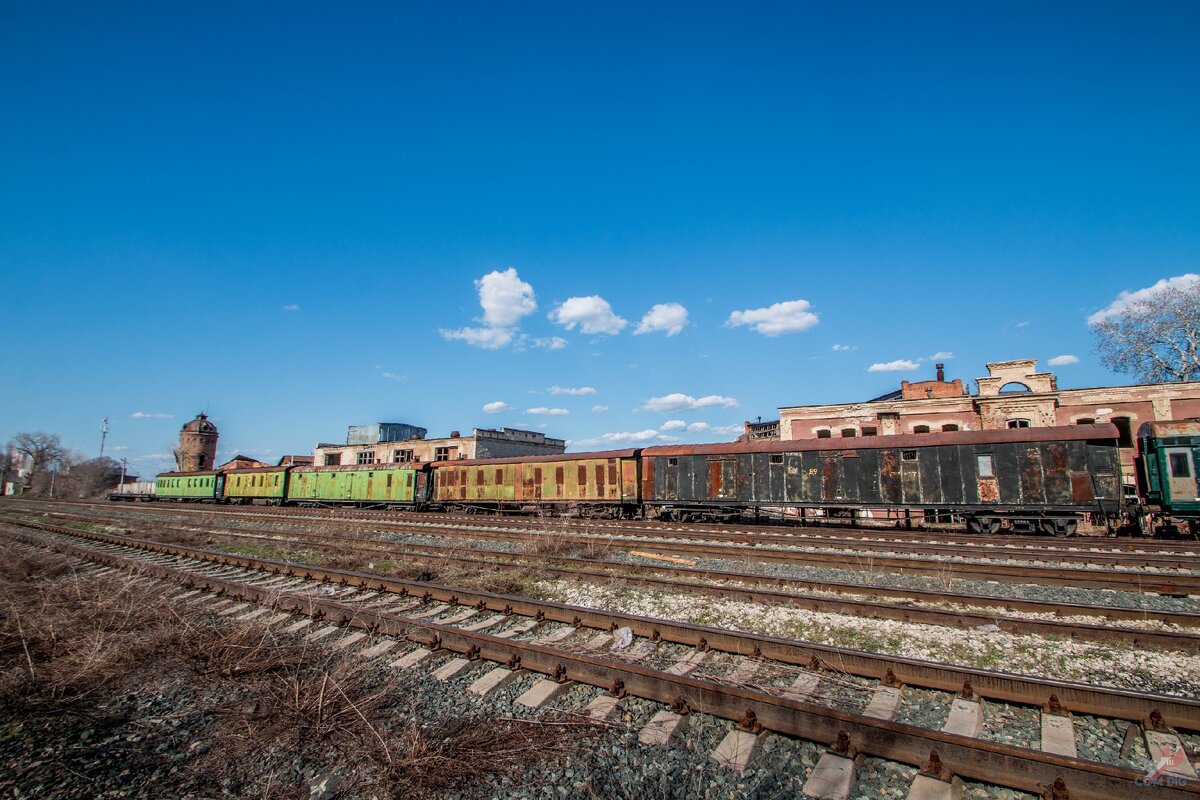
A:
0;537;603;799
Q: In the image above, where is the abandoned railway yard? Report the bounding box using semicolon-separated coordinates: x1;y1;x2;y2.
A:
1;499;1198;799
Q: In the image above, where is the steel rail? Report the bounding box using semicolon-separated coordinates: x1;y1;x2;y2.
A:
54;512;1200;651
5;517;1199;732
6;524;1196;800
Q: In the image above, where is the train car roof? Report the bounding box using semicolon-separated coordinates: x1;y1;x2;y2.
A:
156;470;220;478
430;448;640;468
641;423;1120;457
291;462;429;473
1138;419;1200;438
222;465;291;474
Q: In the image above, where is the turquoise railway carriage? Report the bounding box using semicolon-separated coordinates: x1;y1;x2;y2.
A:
155;470;222;501
1136;420;1200;534
286;463;428;509
222;466;289;504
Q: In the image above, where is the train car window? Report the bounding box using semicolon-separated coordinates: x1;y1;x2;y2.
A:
770;454;784;465
913;425;930;434
841;428;856;438
1112;417;1134;447
667;458;679;467
942;424;959;432
977;455;995;477
1170;453;1192;478
901;450;917;461
1006;419;1031;429
386;474;393;488
861;426;877;436
816;429;832;439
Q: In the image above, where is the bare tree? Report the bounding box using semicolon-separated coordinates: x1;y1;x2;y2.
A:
8;431;66;489
1093;281;1200;383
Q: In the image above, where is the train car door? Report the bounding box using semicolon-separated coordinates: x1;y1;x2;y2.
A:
1164;447;1200;503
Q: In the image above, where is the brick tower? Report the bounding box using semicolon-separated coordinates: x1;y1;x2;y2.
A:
179;413;219;471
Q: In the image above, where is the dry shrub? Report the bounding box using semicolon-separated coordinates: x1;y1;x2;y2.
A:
171;616;308;678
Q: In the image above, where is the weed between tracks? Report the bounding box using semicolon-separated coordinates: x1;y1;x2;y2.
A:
0;540;597;799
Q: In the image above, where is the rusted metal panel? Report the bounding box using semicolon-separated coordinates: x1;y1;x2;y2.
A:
642;457;656;500
621;459;639;501
995;446;1021;503
801;451;821;501
900;458;920;504
707;460;722;499
938;447;964;504
1042;443;1071;504
821;455;839;500
879;449;901;504
1018;447;1043;502
856;449;881;503
1071;472;1095;502
918;448;942;504
595;464;605;497
432;448;639;468
840;454;859;501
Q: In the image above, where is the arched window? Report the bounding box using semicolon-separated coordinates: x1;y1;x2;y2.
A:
913;425;930;434
816;429;832;439
1007;419;1031;429
941;423;959;432
999;382;1032;394
841;428;856;438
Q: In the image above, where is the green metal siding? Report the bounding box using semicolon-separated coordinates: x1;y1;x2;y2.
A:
286;467;417;503
224;470;288;499
156;475;216;499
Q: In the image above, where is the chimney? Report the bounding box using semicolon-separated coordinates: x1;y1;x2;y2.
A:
936;363;945;382
449;431;460;438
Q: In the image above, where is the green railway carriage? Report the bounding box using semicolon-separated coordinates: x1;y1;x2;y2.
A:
287;463;428;508
430;449;641;517
156;470;221;501
1137;421;1200;533
223;467;289;504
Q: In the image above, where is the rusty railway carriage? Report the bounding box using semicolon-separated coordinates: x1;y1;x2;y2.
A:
222;466;289;504
286;463;428;509
155;470;223;502
640;424;1123;535
430;449;640;517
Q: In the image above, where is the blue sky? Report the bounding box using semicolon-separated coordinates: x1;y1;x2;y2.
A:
2;2;1198;475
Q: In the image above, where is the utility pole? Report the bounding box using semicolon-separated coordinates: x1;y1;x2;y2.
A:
119;458;127;487
100;417;109;456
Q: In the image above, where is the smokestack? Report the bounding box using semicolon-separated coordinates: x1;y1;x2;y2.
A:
936;363;945;382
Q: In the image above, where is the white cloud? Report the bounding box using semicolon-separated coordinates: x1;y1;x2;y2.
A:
1048;354;1080;366
477;268;537;327
283;304;300;312
711;424;744;435
530;336;568;350
550;296;628;335
1088;274;1200;325
439;326;515;349
687;422;709;432
634;302;689;336
482;401;512;413
526;407;570;416
930;351;954;360
640;393;739;412
832;344;855;352
660;420;687;431
109;445;130;452
726;300;819;336
130;412;173;419
381;372;406;382
868;359;921;373
591;405;608;413
548;385;596;396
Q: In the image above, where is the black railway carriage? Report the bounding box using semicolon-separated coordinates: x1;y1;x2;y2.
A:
640;423;1122;535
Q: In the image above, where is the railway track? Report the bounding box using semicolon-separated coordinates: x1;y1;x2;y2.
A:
13;500;1200;594
4;517;1199;800
10;507;1199;652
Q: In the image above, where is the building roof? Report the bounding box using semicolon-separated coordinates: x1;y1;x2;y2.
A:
430;448;639;467
181;412;218;434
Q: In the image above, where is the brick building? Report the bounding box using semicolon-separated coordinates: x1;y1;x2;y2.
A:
760;359;1200;487
313;423;565;466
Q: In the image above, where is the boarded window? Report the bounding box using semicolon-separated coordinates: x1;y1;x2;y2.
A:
941;424;959;432
861;426;877;436
816;429;832;439
496;468;504;482
901;450;917;462
1170;452;1192;478
841;428;856;438
386;473;393;488
667;458;679;467
324;453;341;466
769;454;784;465
434;447;451;461
913;425;930;434
977;455;995;477
1006;419;1031;429
1075;417;1095;425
